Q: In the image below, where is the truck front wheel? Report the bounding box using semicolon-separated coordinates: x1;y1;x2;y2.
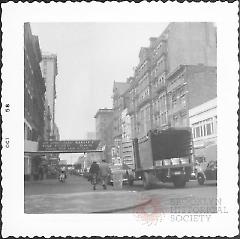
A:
173;175;186;188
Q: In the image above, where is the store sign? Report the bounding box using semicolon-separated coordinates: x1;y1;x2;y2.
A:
38;140;101;153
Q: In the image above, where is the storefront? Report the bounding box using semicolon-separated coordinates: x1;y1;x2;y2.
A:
24;140;38;181
189;98;217;163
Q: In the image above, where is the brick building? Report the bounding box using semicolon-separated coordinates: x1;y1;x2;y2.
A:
127;22;217;139
24;23;46;180
166;65;217;128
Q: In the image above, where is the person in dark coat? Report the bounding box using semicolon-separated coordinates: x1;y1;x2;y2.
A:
89;161;100;190
38;166;44;180
99;159;111;190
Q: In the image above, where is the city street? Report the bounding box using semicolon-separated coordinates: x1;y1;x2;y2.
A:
25;175;217;214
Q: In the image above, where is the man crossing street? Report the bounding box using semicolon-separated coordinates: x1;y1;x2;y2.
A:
99;159;111;190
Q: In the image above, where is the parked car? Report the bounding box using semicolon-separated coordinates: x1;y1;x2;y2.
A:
197;160;217;185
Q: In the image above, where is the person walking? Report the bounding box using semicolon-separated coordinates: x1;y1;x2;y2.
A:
38;166;43;180
89;161;100;190
99;159;111;190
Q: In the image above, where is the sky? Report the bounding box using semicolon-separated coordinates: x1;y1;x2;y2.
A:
31;22;168;144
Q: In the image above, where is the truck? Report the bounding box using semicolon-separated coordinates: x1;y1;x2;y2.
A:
129;127;194;189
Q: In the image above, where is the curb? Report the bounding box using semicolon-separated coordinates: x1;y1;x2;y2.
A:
91;198;152;213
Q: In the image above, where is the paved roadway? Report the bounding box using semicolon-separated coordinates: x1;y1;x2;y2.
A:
25;175;217;214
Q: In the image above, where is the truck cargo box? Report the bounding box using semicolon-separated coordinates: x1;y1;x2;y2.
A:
151;127;192;161
135;127;193;170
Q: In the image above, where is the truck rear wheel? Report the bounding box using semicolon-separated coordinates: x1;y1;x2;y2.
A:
173;175;186;188
143;172;155;189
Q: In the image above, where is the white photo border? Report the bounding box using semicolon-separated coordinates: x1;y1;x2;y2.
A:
2;2;239;237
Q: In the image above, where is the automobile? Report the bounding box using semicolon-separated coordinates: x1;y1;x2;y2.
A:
197;160;217;185
108;164;133;185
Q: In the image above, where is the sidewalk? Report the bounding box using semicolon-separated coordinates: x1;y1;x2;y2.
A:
25;191;151;214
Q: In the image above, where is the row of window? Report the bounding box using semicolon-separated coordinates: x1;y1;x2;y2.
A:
154;72;166;88
138;73;149;86
153;42;164;56
153;111;167;127
192;117;217;139
137;60;148;75
137;74;149;94
138;87;150;103
152;58;166;78
168;74;184;87
136;105;151;136
171;86;187;108
153;93;167;112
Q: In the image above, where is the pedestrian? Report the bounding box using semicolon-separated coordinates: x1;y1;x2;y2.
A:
99;159;111;190
38;166;43;180
89;161;100;190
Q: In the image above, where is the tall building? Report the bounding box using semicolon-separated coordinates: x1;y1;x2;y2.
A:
40;52;59;140
127;22;217;139
43;100;51;140
94;108;114;163
86;132;96;140
163;22;216;72
53;123;60;140
24;23;46;180
112;81;130;163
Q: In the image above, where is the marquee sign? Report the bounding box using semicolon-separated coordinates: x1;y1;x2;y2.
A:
38;140;101;153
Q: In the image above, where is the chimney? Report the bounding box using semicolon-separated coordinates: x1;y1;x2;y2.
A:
149;37;157;48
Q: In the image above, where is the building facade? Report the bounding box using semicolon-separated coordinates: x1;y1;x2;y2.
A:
189;98;217;157
94;108;114;163
40;52;59;140
112;81;130;164
166;65;217;128
53;123;60;140
127;22;217;140
24;23;46;180
121;108;134;168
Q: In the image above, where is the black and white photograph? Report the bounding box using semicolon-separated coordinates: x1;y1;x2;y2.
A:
23;21;218;214
1;2;239;238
